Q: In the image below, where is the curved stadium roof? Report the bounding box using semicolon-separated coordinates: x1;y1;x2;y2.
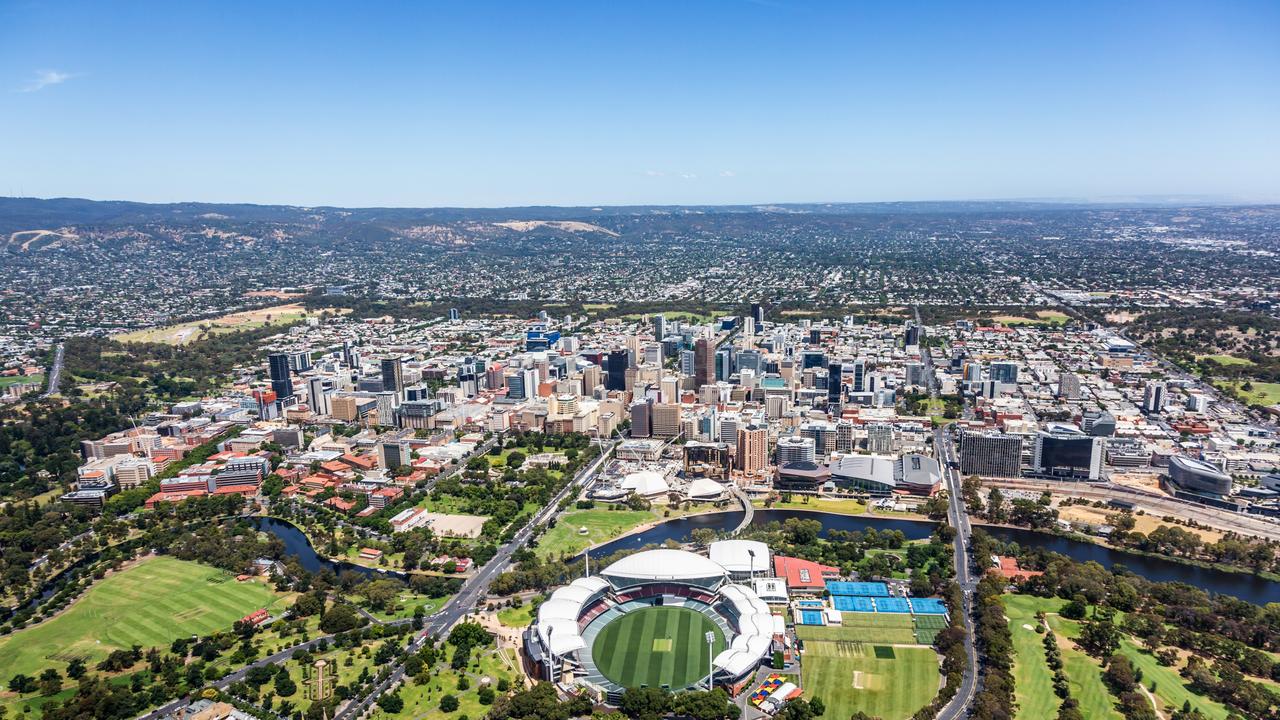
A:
601;548;729;583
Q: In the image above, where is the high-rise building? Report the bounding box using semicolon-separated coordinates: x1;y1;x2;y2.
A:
653;314;666;341
268;353;294;399
751;303;765;327
694;337;714;388
1057;372;1081;400
652;403;682;438
866;423;894;454
380;356;405;397
959;431;1023;478
799;422;837;457
307;376;332;415
581;364;602;395
827;362;843;405
905;362;926;388
448;307;460;321
851;359;867;393
1143;381;1167;414
835;419;855;453
776;435;816;465
904;323;921;348
736;425;769;475
629;399;653;438
989;361;1019;385
679;349;696;377
1031;427;1103;480
606;350;630;392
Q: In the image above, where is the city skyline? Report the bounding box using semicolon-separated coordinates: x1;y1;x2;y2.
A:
3;0;1278;207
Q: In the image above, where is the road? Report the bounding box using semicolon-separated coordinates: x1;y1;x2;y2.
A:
334;440;616;720
139;440;612;720
913;308;979;720
42;342;64;398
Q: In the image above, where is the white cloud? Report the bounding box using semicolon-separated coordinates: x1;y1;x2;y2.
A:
680;173;698;180
719;170;736;177
22;69;75;92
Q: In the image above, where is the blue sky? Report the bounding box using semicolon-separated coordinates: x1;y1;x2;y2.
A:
2;0;1278;207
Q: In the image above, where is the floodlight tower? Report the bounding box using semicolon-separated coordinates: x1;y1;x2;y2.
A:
705;630;716;690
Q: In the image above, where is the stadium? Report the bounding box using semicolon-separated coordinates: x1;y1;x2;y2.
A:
524;542;779;703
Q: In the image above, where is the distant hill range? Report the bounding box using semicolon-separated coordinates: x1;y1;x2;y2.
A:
1;194;1271;252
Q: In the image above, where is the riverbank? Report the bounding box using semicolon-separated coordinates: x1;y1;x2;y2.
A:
973;520;1280;584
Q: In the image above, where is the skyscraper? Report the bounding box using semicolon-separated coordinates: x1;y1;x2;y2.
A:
380;356;404;397
652;314;666;341
959;431;1023;478
751;303;765;327
606;350;629;392
851;359;867;393
694;337;714;388
989;361;1019;385
1057;372;1081;400
827;362;843;405
736;425;769;475
267;353;294;399
1143;381;1167;414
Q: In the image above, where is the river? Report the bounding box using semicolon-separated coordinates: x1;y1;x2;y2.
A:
251;511;1280;606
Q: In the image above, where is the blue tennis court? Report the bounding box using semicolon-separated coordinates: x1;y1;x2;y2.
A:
825;581;889;597
832;595;876;612
910;598;948;615
875;597;911;613
796;600;825;609
799;610;825;625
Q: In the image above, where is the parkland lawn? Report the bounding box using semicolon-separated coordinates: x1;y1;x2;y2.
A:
534;507;655;559
1215;380;1280;406
1004;594;1230;720
0;555;288;681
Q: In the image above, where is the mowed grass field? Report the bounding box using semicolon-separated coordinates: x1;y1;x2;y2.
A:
796;613;918;645
803;640;940;720
535;508;655;559
591;607;725;690
113;303;311;345
0;556;286;680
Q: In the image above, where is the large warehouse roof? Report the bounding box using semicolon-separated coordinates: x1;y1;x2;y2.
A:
601;548;728;583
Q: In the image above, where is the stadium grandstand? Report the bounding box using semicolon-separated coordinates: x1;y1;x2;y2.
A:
524;545;782;703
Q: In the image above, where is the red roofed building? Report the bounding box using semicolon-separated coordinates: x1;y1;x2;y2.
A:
339;453;377;471
991;556;1043;582
212;484;260;497
773;555;840;592
144;488;208;508
325;496;357;513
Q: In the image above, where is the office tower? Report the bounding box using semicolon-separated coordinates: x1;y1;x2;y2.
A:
288;351;312;373
652;403;682;438
776;435;817;465
736;425;769;475
1186;393;1209;413
660;375;680;404
653;314;666;341
979;380;999;399
1143;381;1167;414
963;362;983;383
719;413;742;445
866;423;894;454
380;356;405;397
827;362;843;405
751;303;765;326
1032;427;1103;480
605;350;629;392
905;362;926;387
904;323;921;348
307;376;332;415
268;353;294;399
799;422;837;457
694;337;714;388
1082;410;1117;437
375;392;397;427
800;350;826;370
835;419;855;453
629;399;653;438
851;359;867;393
715;347;734;381
742;316;755;342
486;363;506;391
989;361;1019;384
679;349;696;377
1057;372;1081;400
737;349;763;375
959;431;1023;478
448;308;460;321
582;364;602;395
643;343;663;365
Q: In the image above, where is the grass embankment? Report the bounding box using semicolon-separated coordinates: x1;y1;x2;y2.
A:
534;508;657;559
0;556;286;686
754;496;868;515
